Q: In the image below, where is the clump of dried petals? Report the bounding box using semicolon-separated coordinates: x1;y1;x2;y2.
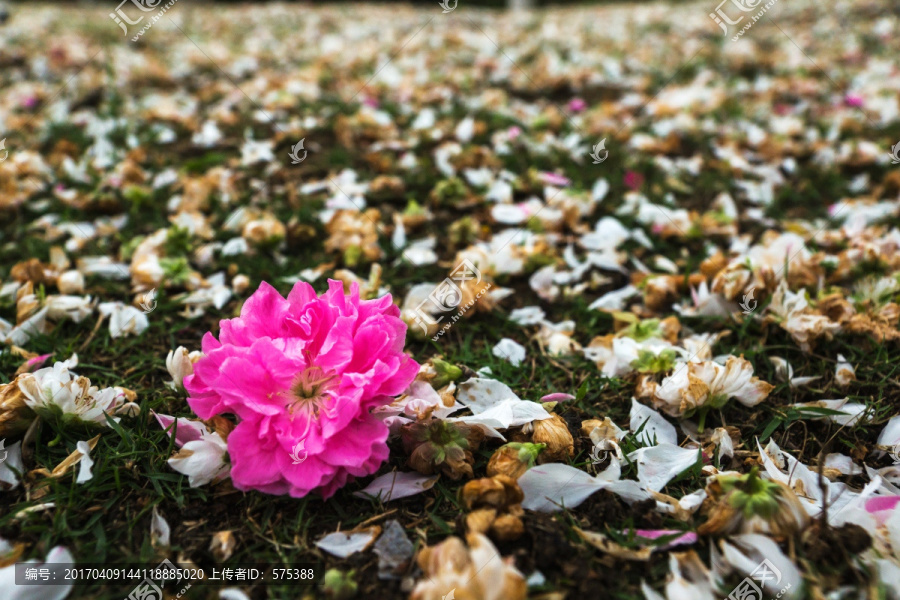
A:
652;356;773;430
0;378;35;438
461;475;525;541
766;281;841;352
242;213;286;248
410;533;526;600
325;209;384;265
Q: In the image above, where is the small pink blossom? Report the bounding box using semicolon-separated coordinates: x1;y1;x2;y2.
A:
540;172;571;187
24;353;53;372
184;280;419;498
624;171;644;191
844;94;864;108
363;96;379;108
507;126;522;140
567;98;587;113
540;392;575;403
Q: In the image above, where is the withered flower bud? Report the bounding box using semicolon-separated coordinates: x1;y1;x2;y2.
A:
698;467;809;538
486;442;544;479
461;475;523;511
532;414;574;463
401;418;483;480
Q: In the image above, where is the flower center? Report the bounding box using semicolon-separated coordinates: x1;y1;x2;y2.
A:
286;366;338;419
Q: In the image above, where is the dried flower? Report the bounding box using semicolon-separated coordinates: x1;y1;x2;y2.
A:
530;414;574;463
486;442;545;479
698;467;809;538
410;533;527;600
401;418;483;480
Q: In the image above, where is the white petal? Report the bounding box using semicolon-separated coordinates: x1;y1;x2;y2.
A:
878;415;900;448
457;377;521;413
316;528;380;558
75;440;94;484
520;464;607;512
353;471;438;502
0;546;74;600
0;441;24;490
492;338;526;367
720;534;802;599
630;399;677;446
151;506;171;548
627;445;699;493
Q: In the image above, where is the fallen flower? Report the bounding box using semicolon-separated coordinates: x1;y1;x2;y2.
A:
18;361;138;428
167;425;231;488
698;467;809;537
98;301;149;338
183;280;418;498
653;356;774;430
401;418;483;480
409;533;527;600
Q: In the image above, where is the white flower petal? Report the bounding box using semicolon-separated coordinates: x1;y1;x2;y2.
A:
627;444;699;493
316;528;380;558
353;471;438;502
630;399;677;446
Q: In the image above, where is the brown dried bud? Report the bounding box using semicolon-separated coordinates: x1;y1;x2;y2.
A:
465;508;497;536
486;442;544;479
461;475;523;511
532;414;574;463
490;514;524;542
401;418;483;480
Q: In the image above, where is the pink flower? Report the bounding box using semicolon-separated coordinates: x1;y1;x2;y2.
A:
507;126;522;140
567;98;587;113
184;280;419;498
844;94;864;108
624;171;644;191
539;172;571;187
